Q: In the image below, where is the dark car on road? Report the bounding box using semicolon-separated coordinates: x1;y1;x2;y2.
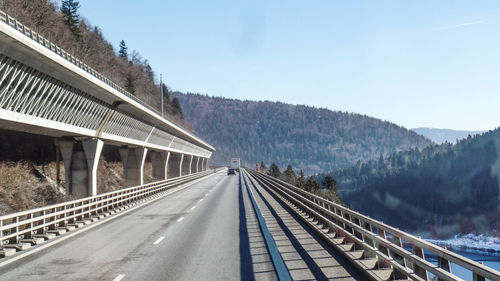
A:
227;168;236;175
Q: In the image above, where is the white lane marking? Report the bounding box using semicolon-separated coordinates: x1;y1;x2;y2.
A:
153;236;165;245
205;193;208;197
177;217;184;222
191;206;196;210
199;198;203;202
113;274;126;281
0;172;219;269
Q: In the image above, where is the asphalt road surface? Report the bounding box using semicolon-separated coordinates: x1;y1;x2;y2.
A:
0;172;278;281
0;170;365;281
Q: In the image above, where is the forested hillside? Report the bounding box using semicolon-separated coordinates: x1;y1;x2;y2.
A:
0;0;184;123
325;129;500;238
175;92;431;174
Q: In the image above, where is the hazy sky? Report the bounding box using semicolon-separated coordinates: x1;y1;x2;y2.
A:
80;1;500;131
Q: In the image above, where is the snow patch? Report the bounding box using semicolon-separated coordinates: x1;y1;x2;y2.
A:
427;234;500;256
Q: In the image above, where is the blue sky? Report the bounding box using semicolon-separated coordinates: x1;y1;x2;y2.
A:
80;1;500;131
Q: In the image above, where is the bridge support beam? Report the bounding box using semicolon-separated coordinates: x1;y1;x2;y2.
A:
150;151;169;180
58;138;103;198
119;146;148;186
195;156;200;173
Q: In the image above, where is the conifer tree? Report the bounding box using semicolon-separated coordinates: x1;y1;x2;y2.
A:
125;72;135;95
283;164;297;184
269;163;281;178
118;40;128;59
161;84;171;102
322;175;338;193
305;176;321;192
296;169;306;189
171;97;183;119
61;0;81;38
260;161;267;173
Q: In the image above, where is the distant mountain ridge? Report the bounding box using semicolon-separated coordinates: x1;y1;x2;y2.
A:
411;127;485;144
175;92;432;174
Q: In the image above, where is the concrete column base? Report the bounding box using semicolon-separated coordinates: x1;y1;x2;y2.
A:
58;138;103;198
150;151;169;180
119;146;148;186
167;153;182;178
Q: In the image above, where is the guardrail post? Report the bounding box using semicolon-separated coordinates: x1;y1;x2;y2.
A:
437;255;451;281
9;217;18;244
0;220;3;247
377;229;390;256
412;244;429;281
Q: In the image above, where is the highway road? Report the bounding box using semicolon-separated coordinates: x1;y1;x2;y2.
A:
0;170;366;281
0;171;277;281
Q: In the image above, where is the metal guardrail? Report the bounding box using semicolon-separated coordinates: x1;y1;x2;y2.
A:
246;169;500;281
0;170;214;255
0;9;159;116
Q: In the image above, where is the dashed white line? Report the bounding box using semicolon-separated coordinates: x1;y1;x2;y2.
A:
177;217;184;222
199;198;203;202
113;274;126;281
153;236;165;245
191;206;196;210
205;193;208;197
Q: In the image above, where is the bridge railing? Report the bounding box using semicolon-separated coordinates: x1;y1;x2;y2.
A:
0;10;160;118
0;170;213;251
247;169;500;281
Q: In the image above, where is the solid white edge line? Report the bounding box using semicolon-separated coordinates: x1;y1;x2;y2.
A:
199;199;203;202
0;172;221;269
153;236;165;245
177;217;184;222
191;206;196;210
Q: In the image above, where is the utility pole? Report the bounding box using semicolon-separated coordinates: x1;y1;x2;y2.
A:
160;73;164;117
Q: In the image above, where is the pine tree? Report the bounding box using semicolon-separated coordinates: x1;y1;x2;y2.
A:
305;176;321;192
296;170;306;189
161;84;171;102
61;0;81;39
269;163;281;178
171;97;183;119
260;161;267;173
118;40;128;59
283;164;297;184
125;72;135;95
322;175;338;194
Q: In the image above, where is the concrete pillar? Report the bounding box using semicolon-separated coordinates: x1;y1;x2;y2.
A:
58;138;103;198
201;158;206;171
188;155;193;174
119;146;148;186
150;151;169;180
195;157;200;173
59;140;74;194
206;158;210;170
82;139;103;196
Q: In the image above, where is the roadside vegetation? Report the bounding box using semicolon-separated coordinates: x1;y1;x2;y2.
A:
260;162;341;204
